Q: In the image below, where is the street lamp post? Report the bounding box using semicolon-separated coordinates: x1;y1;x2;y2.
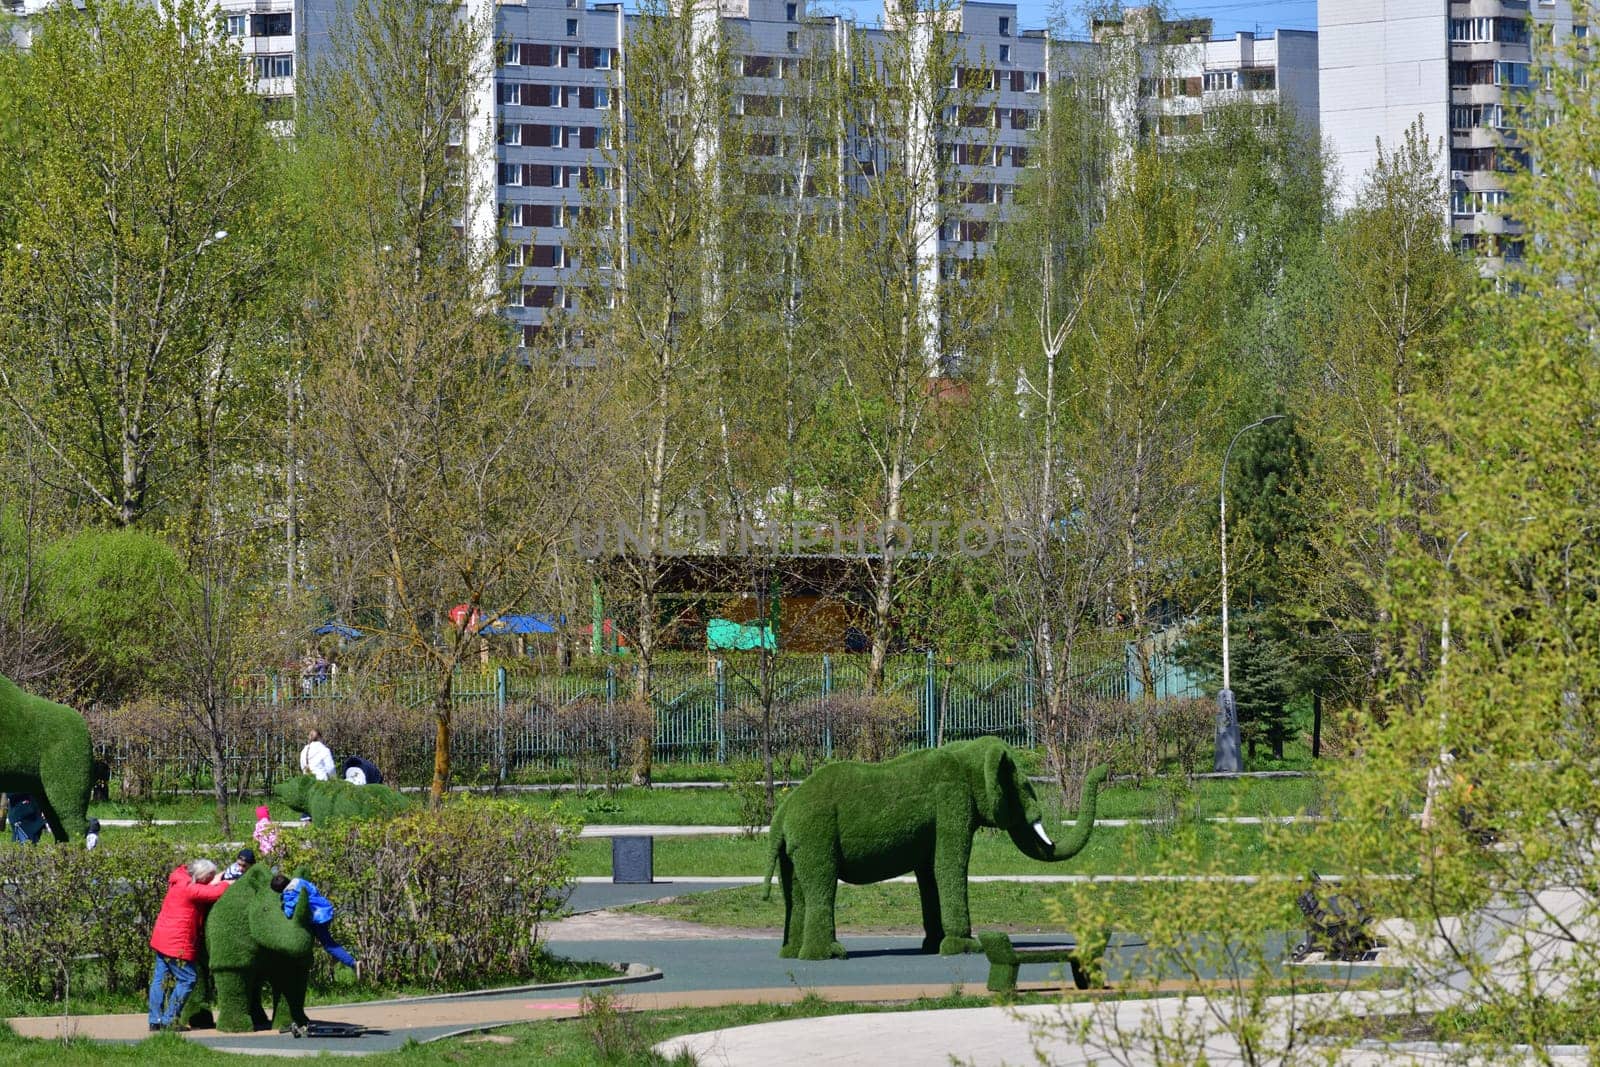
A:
1214;414;1286;773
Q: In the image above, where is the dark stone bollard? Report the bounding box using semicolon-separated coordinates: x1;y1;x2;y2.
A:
612;835;654;884
1213;689;1242;773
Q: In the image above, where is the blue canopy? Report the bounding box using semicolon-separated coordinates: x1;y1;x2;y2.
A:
481;613;560;636
314;622;363;639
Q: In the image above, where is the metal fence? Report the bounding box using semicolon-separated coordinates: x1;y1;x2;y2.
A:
89;647;1197;791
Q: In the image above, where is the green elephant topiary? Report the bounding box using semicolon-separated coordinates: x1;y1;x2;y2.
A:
185;864;316;1033
0;672;93;843
763;736;1109;960
273;774;412;824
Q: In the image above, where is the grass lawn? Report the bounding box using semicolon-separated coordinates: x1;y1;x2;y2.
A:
90;773;1326;847
0;990;1105;1066
567;820;1342;878
0;953;617;1020
624;879;1304;935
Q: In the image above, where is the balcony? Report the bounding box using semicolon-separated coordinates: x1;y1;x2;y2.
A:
1450;41;1529;64
1451;83;1507;105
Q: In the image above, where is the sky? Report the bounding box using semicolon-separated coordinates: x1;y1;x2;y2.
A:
823;1;1319;37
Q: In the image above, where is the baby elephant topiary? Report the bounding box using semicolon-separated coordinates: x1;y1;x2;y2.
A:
274;774;412;824
187;864;316;1032
763;736;1109;960
0;672;93;843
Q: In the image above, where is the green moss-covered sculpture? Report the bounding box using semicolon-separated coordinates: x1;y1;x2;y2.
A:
763;736;1108;960
185;864;315;1032
274;774;412;824
0;672;93;843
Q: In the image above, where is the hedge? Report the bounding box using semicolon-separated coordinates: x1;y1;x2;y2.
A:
270;799;579;989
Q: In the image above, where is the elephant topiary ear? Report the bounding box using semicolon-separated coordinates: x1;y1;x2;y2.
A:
982;741;1012;818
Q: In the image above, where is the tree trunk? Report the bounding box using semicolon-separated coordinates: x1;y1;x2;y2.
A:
209;722;231;837
430;674;454;809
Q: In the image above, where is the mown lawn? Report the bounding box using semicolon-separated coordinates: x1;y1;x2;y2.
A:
623;878;1310;934
567;819;1341;878
0;991;1087;1067
89;773;1326;845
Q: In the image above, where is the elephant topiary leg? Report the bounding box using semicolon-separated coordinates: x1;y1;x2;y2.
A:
271;967;311;1029
915;865;945;953
933;825;978;954
778;853;803;959
213;969;268;1032
795;859;846;960
38;739;91;842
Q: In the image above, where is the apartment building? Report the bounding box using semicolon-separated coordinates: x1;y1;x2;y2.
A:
5;0;1315;344
1320;0;1586;262
493;0;1317;343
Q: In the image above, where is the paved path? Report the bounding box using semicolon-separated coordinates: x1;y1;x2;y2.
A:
656;990;1580;1067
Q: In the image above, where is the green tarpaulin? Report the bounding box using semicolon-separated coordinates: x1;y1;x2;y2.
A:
706;617;776;651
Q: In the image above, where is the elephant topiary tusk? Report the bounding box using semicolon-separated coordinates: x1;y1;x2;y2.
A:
1031;821;1054;848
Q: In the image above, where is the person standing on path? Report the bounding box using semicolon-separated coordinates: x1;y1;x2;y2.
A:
5;793;47;844
148;858;230;1031
298;729;336;781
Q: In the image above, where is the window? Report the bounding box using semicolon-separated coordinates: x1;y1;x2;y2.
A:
786;2;797;20
1575;25;1589;40
253;54;293;79
499;123;522;145
1494;60;1530;87
1204;70;1234;92
499;163;523;186
564;125;580;148
504;41;521;66
594;86;611;108
222;14;247;37
998;15;1009;36
507;244;525;266
594;47;612;69
507;286;524;308
566;18;578;36
1025;71;1042;93
786;31;798;51
998;45;1010;64
251;12;291;36
1238;68;1274;91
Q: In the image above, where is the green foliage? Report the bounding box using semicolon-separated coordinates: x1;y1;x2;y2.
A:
270;799;578;989
0;831;183;1002
40;528;190;703
272;775;414;825
765;738;1105;959
0;0;285;531
0;672;94;842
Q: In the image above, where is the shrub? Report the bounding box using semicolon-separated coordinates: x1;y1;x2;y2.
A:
552;700;651;792
270;798;578;989
0;832;184;1003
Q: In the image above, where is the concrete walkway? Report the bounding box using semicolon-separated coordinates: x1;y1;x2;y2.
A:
656;990;1583;1067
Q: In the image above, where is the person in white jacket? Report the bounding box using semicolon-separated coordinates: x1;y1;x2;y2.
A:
298;729;336;781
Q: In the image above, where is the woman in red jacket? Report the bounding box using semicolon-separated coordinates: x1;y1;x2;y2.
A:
148;858;229;1031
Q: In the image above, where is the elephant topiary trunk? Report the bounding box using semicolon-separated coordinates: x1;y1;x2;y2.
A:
0;672;93;844
762;736;1108;960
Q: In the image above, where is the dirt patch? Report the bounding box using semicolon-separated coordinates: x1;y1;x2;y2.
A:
547;909;777;941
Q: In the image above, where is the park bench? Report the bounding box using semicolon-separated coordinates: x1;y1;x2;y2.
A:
977;931;1108;994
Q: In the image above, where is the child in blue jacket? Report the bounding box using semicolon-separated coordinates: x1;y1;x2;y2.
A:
271;873;358;973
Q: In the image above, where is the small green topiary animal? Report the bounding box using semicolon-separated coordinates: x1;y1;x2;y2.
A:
0;672;93;843
763;736;1109;960
274;775;412;824
185;864;316;1033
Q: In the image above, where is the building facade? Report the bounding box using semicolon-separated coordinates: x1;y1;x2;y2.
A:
1320;0;1586;263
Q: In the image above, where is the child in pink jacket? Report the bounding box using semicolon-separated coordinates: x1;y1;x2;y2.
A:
253;805;278;856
